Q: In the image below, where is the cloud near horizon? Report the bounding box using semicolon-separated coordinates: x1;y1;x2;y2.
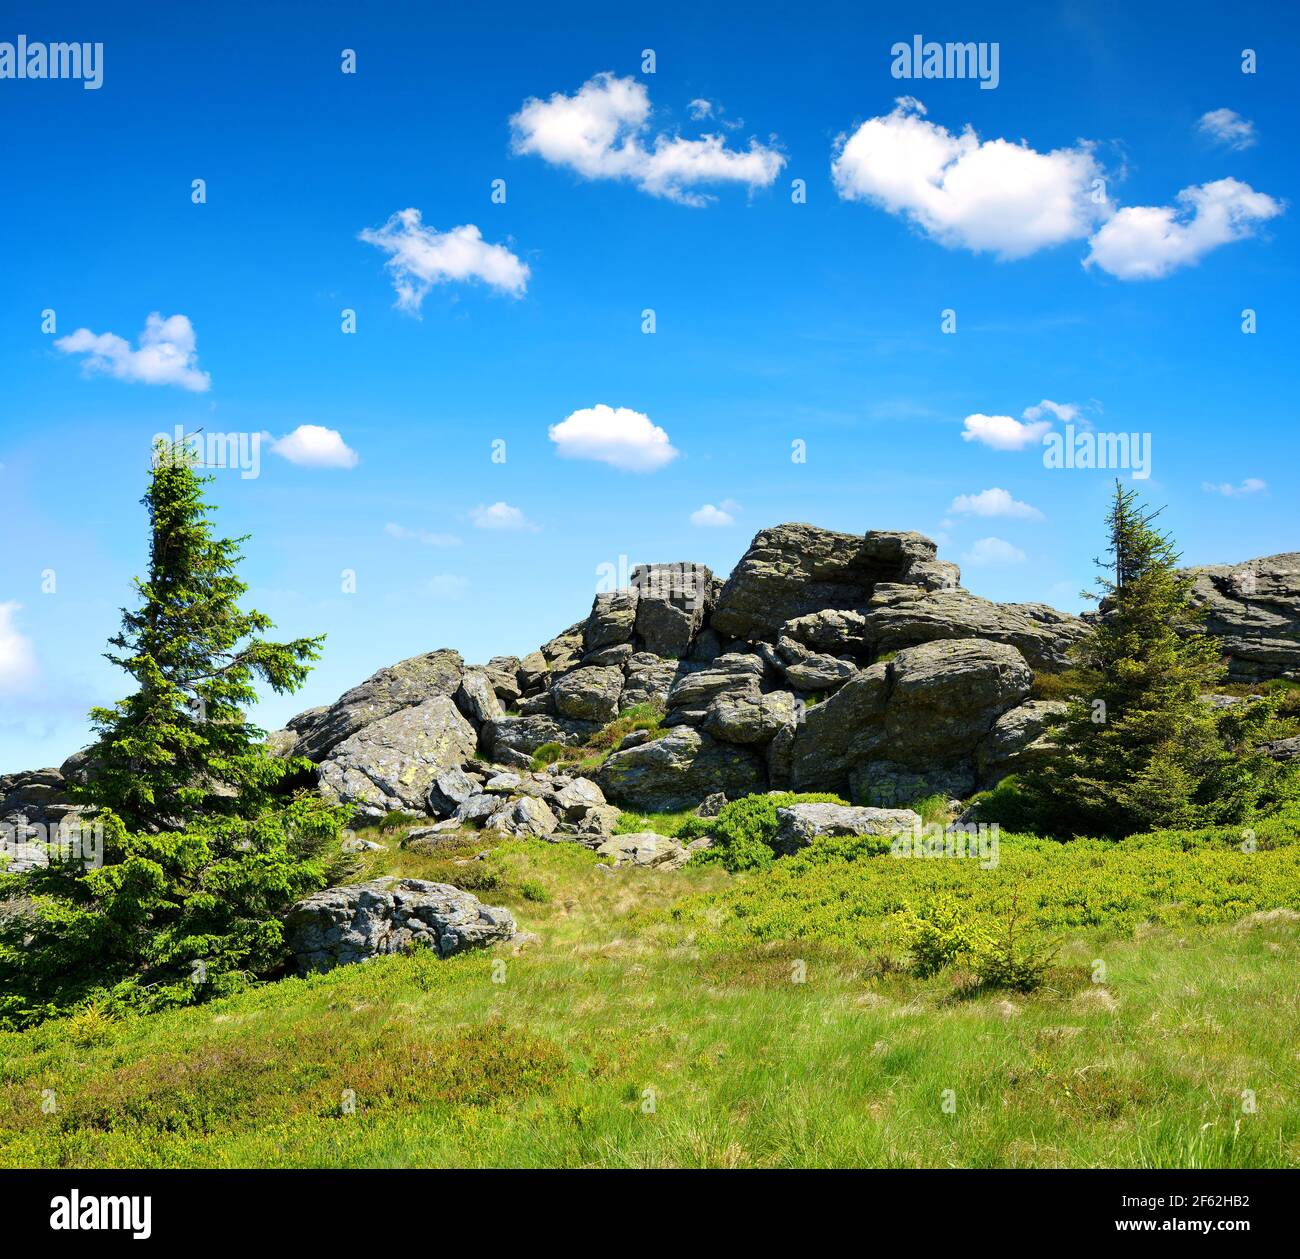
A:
360;209;530;312
55;312;211;391
510;72;784;205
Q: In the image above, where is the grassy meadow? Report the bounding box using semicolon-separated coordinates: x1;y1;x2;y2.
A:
3;814;1299;1169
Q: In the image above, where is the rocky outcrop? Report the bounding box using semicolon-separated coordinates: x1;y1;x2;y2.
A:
285;877;516;974
317;696;478;818
1184;553;1300;681
976;700;1067;786
710;525;950;640
552;665;624;723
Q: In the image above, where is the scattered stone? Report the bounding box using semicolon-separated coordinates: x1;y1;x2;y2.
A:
596;831;691;870
772;802;921;855
427;766;478;819
697;791;728;817
285;877;516;974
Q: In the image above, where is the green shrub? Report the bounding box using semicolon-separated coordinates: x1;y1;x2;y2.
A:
970;898;1060;992
586;702;665;752
695;792;850;873
899;894;985;979
0;793;347;1029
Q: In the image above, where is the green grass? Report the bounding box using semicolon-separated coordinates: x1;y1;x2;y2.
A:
2;821;1298;1168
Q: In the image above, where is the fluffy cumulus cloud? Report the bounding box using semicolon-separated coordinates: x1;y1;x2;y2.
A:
962;537;1027;567
949;487;1044;520
510;72;784;205
384;522;461;546
1085;179;1283;280
0;602;38;694
831;97;1105;258
359;209;530;312
1197;108;1257;150
1202;477;1267;497
54;312;211;391
961;412;1051;451
690;499;741;527
470;501;539;532
269;424;358;469
548;403;679;472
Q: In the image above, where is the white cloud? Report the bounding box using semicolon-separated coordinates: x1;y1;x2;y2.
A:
832;97;1106;258
1022;399;1079;424
510;72;784;206
949;487;1044;520
359;209;529;312
384;522;462;546
1085;179;1283;280
961;413;1052;451
54;312;211;391
962;537;1027;567
1202;478;1267;497
688;98;713;120
690;503;737;527
549;403;679;472
1197;108;1256;151
470;501;539;532
0;602;38;694
269;424;358;469
428;574;469;598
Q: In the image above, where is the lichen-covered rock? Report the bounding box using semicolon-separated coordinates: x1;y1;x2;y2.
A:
976;700;1067;786
702;688;798;745
596;831;691;870
551;776;607;821
1184;553;1300;681
285;877;515;974
596;726;765;811
426;766;478;818
583;591;639;651
289;650;465;761
316;695;478;818
487;795;558;838
710;524;938;640
631;563;714;658
772;802;921;855
862;589;1085;672
781;608;871;656
483;714;599;759
455;669;503;726
551;665;624;723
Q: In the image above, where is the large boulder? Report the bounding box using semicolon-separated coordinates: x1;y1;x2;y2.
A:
710;525;940;641
583;591;638;652
596;727;765;811
976;700;1067;786
551;665;624;724
622;654;695;709
781;608;870;656
772;802;921;855
1184;553;1300;681
455;669;503;726
630;563;714;658
862;588;1086;672
487;795;559;838
285;877;516;974
665;653;766;723
317;695;478;818
702;688;798;745
789;639;1033;802
289;650;465;761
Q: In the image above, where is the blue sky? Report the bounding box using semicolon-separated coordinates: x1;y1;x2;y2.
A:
1;0;1296;771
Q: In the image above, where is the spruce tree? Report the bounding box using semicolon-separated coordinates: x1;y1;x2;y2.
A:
81;438;324;829
1023;481;1230;835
